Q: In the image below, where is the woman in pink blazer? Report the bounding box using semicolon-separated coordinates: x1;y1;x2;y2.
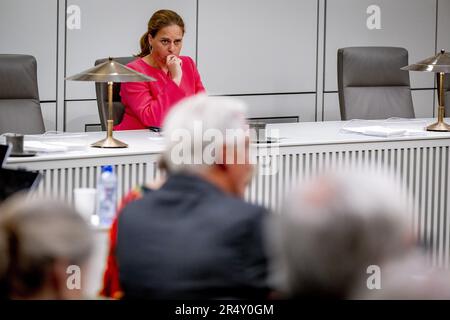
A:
115;9;205;130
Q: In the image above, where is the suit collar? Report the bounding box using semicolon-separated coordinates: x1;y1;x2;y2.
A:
162;172;225;196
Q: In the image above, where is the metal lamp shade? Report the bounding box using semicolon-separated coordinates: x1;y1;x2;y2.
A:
401;50;450;73
401;50;450;131
66;57;156;148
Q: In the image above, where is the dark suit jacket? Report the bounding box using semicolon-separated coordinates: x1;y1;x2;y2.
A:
116;173;269;299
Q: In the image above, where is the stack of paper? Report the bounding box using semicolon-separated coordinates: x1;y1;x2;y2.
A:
24;141;87;153
341;126;425;137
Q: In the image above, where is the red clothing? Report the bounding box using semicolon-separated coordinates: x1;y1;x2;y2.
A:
114;56;205;130
100;186;150;299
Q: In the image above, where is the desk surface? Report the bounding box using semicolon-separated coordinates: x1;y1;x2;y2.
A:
5;130;165;164
270;118;450;146
5;118;450;164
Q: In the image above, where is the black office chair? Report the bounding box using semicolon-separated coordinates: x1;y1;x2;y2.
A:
0;54;45;134
337;47;415;120
94;56;136;131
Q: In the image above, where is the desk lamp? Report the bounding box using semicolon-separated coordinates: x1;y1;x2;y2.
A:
402;49;450;132
66;58;155;148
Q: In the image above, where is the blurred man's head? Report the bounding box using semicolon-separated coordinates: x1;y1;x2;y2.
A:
267;170;415;299
0;195;93;299
163;94;253;197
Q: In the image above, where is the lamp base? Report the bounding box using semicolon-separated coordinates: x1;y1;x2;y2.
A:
426;121;450;132
91;136;128;148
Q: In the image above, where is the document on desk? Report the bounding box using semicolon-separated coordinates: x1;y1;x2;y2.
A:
340;125;426;137
340;118;428;137
24;141;88;153
147;135;165;144
22;132;90;153
26;132;89;139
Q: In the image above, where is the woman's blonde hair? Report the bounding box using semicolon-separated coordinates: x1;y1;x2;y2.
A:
137;9;185;58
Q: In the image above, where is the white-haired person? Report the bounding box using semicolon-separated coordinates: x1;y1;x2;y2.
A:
266;171;417;299
115;94;270;299
0;195;93;299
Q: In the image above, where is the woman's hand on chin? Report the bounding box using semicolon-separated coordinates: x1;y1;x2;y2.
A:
166;54;183;86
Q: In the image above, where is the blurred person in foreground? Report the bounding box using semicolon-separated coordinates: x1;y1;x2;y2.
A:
0;195;93;299
116;94;270;299
267;171;417;299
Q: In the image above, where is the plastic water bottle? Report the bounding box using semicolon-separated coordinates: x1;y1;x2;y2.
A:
96;165;117;227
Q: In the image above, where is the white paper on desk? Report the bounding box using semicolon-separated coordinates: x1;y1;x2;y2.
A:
147;136;165;144
341;126;425;137
25;132;89;143
33;131;89;139
43;141;88;151
24;141;87;153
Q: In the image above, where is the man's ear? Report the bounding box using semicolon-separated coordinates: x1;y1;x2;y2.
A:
216;162;228;172
217;145;230;172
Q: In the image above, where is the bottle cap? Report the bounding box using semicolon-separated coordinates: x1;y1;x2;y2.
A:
101;165;113;173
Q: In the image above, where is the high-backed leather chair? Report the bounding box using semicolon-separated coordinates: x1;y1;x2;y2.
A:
0;54;45;134
94;57;136;131
337;47;415;120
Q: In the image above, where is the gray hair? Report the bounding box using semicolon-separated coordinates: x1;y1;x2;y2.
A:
267;170;414;299
162;94;248;174
0;194;93;298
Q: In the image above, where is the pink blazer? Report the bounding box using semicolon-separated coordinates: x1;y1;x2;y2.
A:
115;56;205;130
